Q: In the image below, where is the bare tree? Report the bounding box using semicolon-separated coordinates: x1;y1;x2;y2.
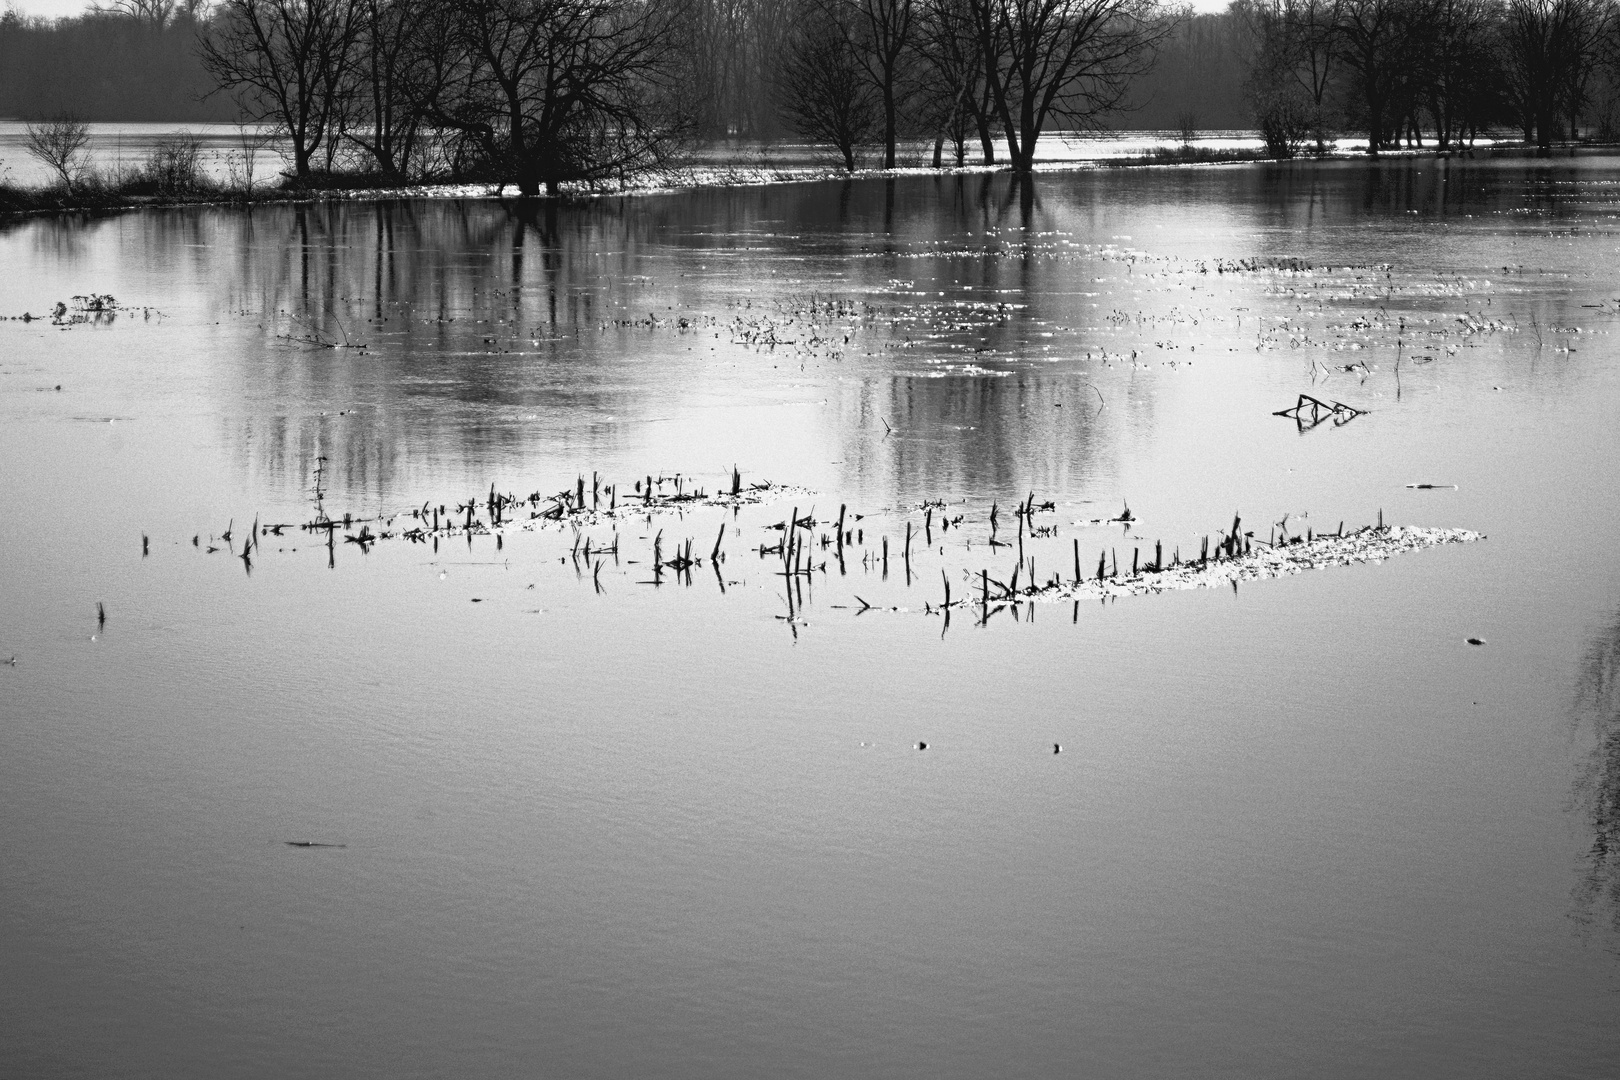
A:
970;0;1177;172
916;0;993;162
200;0;364;180
1294;0;1342;146
778;3;885;168
1332;0;1429;151
1425;0;1499;148
338;0;448;178
829;0;918;168
1502;0;1611;149
223;119;281;193
24;116;92;193
1234;0;1335;153
95;0;179;25
420;0;691;196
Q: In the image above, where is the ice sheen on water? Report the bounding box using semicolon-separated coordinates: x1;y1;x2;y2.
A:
3;156;1620;1078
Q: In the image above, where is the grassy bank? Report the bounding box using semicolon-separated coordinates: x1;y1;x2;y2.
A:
0;165;435;216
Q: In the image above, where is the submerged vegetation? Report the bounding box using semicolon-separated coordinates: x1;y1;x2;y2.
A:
170;456;1482;636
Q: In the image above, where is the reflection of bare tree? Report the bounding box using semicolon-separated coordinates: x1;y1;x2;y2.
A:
92;173;1142;511
206;198;650;503
839;372;1112;505
1572;607;1620;932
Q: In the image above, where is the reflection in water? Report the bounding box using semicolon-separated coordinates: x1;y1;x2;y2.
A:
839;373;1112;502
1573;608;1620;934
12;156;1617;521
190;176;1131;509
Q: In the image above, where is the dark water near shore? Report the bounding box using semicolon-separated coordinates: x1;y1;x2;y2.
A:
4;157;1620;1078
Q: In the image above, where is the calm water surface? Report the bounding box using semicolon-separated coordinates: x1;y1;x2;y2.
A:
4;158;1620;1078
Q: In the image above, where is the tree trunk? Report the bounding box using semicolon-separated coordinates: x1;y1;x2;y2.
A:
1011;95;1037;173
1364;83;1382;154
1011;134;1035;173
884;87;897;169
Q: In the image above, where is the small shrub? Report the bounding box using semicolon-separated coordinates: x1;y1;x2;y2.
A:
1253;87;1313;159
133;135;210;196
1176;111;1199;148
25;116;92;194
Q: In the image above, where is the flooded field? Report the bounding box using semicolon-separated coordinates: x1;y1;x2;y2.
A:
0;120;1313;188
4;156;1620;1077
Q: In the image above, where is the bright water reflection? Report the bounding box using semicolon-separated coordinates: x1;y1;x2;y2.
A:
4;157;1620;1079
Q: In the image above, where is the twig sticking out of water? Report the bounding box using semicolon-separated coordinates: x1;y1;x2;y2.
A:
1274;394;1365;432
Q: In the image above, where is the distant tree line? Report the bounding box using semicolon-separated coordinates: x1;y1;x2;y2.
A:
7;0;1620;195
1234;0;1620;154
696;0;1183;168
188;0;1620;189
0;3;231;121
192;0;1181;190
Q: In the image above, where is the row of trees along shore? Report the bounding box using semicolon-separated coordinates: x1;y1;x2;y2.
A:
191;0;1179;194
5;0;1620;196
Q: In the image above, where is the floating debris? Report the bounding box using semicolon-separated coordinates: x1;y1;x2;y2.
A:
1274;393;1367;431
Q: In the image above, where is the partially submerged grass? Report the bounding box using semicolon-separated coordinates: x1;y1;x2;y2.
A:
194;458;1481;634
1015;524;1484;603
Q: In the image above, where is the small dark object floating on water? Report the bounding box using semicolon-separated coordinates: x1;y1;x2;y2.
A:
1466;637;1486;646
916;741;928;750
284;841;346;848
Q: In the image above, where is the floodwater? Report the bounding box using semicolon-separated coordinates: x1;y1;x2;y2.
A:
3;157;1620;1078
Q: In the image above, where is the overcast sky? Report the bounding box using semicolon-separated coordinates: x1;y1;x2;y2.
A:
11;0;1233;21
